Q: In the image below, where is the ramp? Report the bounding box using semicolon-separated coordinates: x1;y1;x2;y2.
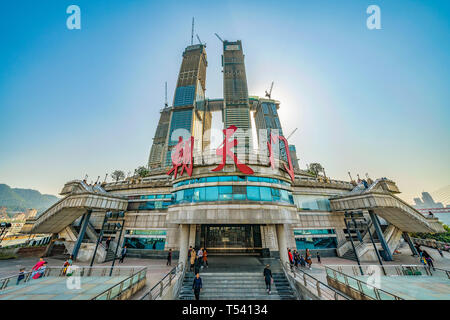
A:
29;181;128;234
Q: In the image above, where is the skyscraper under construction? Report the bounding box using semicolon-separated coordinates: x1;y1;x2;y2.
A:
148;43;209;169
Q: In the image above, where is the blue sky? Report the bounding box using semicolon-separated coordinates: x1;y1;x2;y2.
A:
0;0;449;204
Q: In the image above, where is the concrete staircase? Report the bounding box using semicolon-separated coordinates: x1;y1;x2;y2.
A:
104;248;116;262
178;272;296;300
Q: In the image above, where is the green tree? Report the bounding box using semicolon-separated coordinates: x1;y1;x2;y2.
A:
111;170;125;182
308;163;324;177
135;166;150;178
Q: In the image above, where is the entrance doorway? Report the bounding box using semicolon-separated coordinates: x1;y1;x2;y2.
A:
197;225;262;255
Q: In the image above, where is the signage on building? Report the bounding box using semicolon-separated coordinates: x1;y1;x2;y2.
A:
167;126;295;182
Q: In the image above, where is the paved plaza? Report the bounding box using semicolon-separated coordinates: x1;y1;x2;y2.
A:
0;275;129;300
0;256;178;300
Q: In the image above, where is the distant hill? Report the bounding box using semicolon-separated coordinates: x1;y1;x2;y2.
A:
0;184;59;216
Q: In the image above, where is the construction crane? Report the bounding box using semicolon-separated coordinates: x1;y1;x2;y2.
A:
164;81;168;108
265;81;274;99
196;34;205;46
214;33;224;43
191;17;194;45
286;128;298;140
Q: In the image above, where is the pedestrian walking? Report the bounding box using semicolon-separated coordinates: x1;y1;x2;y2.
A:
288;249;294;267
62;255;73;275
119;246;127;263
16;268;25;285
293;250;299;268
192;273;203;300
263;264;273;295
33;262;47;279
167;248;172;266
299;254;306;267
105;237;111;249
31;257;45;278
422;250;435;270
197;248;204;268
316;252;321;264
202;248;208;268
190;249;196;272
305;249;312;269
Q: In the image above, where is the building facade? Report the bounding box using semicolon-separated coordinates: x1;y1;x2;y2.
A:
27;39;444;265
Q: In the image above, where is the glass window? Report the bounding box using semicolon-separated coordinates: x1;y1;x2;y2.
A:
262;103;269;115
280;189;289;203
164;194;172;199
233;193;246;200
156;194;164;199
138;202;155;210
219;186;232;194
176;190;184;202
271;188;280;202
205;186;219;201
219;186;232;201
294;229;336;236
183;188;193;202
124;237;166;250
206;177;219;183
259;177;271;183
271;104;277;115
248;176;259;182
295;237;337;250
260;187;272;201
219;176;233;182
193;188;205;202
247;186;260;201
233;175;246;182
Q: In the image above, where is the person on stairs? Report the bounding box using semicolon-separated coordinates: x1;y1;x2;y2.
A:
263;264;273;295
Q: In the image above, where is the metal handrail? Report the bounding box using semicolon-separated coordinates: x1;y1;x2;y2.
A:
92;267;147;300
140;261;184;300
326;264;450;279
0;266;146;291
325;266;404;300
281;261;350;300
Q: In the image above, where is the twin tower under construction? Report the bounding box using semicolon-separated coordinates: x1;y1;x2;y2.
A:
148;38;297;171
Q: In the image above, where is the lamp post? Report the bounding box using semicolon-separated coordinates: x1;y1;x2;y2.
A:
106;211;125;277
109;222;124;276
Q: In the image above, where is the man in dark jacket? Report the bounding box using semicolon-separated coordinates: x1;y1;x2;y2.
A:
119;246;127;263
263;264;273;294
167;249;172;266
192;273;202;300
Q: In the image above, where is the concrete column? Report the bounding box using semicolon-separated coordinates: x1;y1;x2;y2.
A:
72;210;92;260
369;211;393;261
188;224;196;248
276;224;289;265
403;232;419;256
178;224;190;268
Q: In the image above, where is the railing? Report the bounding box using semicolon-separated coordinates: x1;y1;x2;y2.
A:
0;266;145;292
140;261;184;300
92;267;147;300
328;264;450;280
281;261;350;300
411;237;450;251
325;266;403;300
